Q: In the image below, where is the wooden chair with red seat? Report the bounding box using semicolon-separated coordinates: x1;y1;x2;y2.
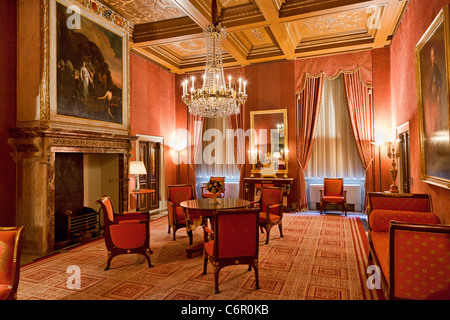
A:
96;195;153;270
320;178;347;216
251;186;284;244
167;184;198;241
202;208;260;294
201;177;225;198
0;226;25;300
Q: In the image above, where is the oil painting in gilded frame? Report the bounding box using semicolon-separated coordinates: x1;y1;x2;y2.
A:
50;0;129;132
415;5;450;189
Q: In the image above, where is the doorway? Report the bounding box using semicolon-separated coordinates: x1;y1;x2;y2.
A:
134;134;166;213
138;141;160;211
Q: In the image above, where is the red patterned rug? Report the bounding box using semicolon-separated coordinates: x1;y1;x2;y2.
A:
18;213;383;300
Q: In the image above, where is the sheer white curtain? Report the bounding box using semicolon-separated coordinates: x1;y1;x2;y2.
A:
305;76;365;180
196;117;240;181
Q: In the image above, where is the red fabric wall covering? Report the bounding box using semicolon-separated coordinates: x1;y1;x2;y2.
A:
129;53;177;205
243;61;298;199
130;53;176;139
174;73;190;184
0;0;17;226
372;48;393;192
390;0;450;224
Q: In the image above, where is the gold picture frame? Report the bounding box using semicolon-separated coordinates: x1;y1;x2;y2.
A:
415;5;450;190
250;109;288;178
48;0;131;133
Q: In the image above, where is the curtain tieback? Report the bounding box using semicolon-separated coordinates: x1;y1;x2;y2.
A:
296;158;308;191
364;157;375;172
296;158;305;174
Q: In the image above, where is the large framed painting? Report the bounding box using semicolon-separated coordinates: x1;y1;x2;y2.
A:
49;0;130;132
415;5;450;190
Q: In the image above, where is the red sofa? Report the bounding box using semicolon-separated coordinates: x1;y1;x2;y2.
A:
367;192;450;300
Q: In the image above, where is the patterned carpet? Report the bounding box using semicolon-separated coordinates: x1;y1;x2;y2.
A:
18;213;383;300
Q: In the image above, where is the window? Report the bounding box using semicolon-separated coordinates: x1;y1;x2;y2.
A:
195;117;240;197
305;76;365;209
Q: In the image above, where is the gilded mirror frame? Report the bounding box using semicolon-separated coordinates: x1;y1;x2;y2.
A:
415;6;450;190
250;109;288;178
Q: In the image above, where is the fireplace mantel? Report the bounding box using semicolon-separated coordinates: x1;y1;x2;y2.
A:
9;127;137;255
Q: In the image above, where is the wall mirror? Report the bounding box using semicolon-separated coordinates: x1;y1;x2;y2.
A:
250;109;288;178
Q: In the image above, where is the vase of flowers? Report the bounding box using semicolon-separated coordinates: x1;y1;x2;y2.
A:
206;179;225;205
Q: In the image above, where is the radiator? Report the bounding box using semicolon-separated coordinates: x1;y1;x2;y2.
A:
309;184;361;211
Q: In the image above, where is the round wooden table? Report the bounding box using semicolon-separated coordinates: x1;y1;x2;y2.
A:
180;198;251;258
180;198;250;211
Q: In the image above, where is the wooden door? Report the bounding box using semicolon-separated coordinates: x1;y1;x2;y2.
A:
138;141;160;211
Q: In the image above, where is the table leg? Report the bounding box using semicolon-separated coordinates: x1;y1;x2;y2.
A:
185;216;208;258
136;193;141;212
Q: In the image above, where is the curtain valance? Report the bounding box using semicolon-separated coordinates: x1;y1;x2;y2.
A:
294;51;375;211
295;50;373;95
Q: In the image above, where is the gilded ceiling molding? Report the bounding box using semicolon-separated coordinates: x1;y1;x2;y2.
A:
100;0;186;24
73;0;134;34
300;11;364;37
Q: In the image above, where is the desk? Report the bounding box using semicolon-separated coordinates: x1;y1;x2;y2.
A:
243;177;294;212
131;189;155;212
180;198;250;258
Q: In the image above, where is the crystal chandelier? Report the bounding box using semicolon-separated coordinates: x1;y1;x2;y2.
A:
181;0;247;118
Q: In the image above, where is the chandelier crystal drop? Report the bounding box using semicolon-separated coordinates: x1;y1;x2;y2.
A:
182;0;247;118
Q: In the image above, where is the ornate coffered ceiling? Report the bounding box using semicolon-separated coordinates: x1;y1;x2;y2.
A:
99;0;409;74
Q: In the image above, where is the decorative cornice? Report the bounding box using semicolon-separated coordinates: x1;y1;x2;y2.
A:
72;0;134;35
220;3;265;27
133;16;202;43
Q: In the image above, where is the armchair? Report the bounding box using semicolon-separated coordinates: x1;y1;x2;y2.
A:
251;186;284;244
167;184;198;241
201;177;225;198
0;226;25;300
320;178;347;216
202;208;260;294
96;195;152;270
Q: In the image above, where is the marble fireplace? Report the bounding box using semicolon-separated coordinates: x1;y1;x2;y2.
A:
9;127;136;255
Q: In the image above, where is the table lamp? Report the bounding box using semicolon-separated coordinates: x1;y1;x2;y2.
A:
130;161;147;192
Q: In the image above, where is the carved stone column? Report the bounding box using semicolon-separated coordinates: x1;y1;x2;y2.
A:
9;133;53;254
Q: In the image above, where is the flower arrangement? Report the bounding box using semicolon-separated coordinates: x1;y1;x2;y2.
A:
206;178;225;194
206;178;225;205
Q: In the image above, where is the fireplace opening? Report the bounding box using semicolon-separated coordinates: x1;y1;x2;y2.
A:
54;152;119;250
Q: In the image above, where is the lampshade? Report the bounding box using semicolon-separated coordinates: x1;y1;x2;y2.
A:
129;161;147;175
273;151;282;159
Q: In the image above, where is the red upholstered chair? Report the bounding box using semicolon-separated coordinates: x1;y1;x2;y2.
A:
202;208;260;294
251;186;284;244
0;226;25;300
96;195;152;270
167;184;198;241
320;178;347;216
201;177;225;198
